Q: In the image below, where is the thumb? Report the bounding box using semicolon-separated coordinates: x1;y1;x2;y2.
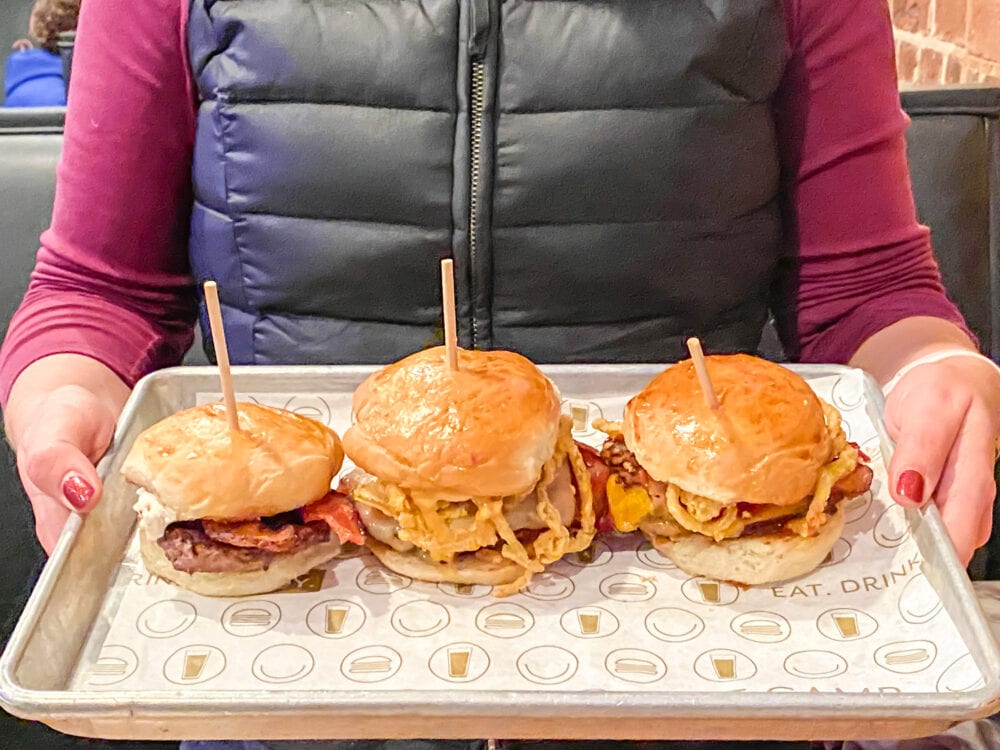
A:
17;396;116;514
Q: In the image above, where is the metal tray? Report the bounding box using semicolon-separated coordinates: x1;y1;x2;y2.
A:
2;364;999;742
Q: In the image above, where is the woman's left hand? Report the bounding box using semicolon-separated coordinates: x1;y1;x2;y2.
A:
883;355;1000;565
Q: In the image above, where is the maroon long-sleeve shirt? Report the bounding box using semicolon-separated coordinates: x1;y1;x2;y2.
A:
0;0;971;406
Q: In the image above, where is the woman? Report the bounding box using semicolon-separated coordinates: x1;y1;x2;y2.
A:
1;0;999;748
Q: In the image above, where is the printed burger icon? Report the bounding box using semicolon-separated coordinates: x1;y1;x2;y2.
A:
349;655;393;674
614;657;659;676
484;612;526;630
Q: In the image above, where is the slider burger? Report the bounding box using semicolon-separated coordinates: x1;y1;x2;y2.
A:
595;354;872;585
122;402;363;596
341;346;596;596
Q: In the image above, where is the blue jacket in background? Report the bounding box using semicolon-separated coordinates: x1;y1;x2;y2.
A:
3;48;66;107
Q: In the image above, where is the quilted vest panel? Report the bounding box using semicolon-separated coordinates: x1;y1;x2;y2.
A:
187;0;786;364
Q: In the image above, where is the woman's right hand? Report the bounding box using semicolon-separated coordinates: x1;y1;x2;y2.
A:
4;355;131;553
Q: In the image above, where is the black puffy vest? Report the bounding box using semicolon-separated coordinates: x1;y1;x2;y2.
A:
187;0;787;364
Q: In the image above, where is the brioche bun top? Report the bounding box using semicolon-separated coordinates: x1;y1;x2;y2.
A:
343;346;560;499
624;354;834;507
122;402;343;520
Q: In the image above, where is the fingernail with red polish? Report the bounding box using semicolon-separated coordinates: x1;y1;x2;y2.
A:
62;475;94;510
897;470;925;505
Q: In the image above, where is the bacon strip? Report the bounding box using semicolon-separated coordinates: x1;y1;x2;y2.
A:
575;442;611;530
201;517;329;553
740;464;873;537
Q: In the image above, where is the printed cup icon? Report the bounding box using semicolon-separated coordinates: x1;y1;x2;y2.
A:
437;581;492;599
429;643;490;683
578;609;601;635
163;644;225;686
182;649;210;681
712;655;737;680
817;608;878;642
306;599;366;639
698;581;720;604
694;649;756;683
682;576;740;606
325;605;349;635
448;647;472;679
562;400;603;437
833;612;860;639
560;606;618;639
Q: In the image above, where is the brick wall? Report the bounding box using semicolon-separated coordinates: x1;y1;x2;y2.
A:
892;0;1000;86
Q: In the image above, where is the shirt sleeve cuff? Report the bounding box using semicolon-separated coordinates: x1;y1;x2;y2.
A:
797;292;978;365
0;299;192;409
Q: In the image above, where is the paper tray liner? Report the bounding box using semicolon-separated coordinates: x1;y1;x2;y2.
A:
4;364;999;741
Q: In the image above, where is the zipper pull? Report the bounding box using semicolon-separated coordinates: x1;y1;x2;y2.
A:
469;0;491;58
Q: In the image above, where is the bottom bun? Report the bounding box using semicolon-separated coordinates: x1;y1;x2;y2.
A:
139;528;342;597
641;508;846;586
367;539;525;586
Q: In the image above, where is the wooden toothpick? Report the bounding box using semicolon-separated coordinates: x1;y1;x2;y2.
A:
686;337;721;410
203;281;241;433
441;259;459;371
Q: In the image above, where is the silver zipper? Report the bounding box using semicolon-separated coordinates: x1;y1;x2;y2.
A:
469;59;485;347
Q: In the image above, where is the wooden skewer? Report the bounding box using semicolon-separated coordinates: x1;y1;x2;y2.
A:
203;281;241;433
441;259;459;371
686;337;721;410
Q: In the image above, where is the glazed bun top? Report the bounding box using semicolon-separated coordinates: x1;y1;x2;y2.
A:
624;354;834;507
343;346;561;499
122;402;343;520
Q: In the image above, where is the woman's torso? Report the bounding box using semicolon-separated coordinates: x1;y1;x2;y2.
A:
186;0;787;365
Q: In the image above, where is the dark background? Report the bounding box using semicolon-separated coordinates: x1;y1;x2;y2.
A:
0;2;34;106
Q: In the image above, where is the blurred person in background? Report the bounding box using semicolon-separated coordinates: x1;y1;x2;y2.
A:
3;0;79;107
1;0;999;749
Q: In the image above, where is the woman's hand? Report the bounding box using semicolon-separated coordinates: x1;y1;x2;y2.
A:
4;355;130;553
883;355;1000;565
